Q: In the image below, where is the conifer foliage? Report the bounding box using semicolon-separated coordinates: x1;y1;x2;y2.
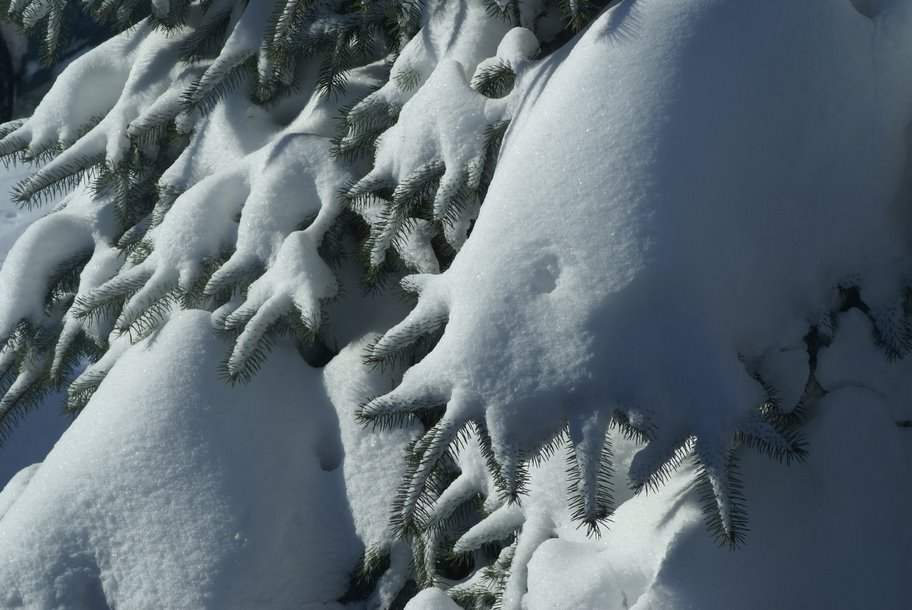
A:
0;0;910;608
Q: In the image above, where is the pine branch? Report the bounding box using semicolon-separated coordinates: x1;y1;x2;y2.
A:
694;443;748;549
217;306;319;385
65;367;108;414
50;324;103;385
391;417;466;537
203;258;264;300
557;0;610;32
182;54;258;114
363;313;448;369
150;185;183;227
42;248;94;315
471;59;515;99
339;545;392;604
39;0;68;64
566;424;614;537
629;432;695;494
0;131;34;164
331;89;399;161
71;267;153;323
737;408;807;465
13;151;106;208
148;0;191;32
611;409;652;444
482;0;520;23
178;7;232;62
865;288;912;360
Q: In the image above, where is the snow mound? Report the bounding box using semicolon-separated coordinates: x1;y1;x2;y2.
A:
0;311;358;609
362;0;912;550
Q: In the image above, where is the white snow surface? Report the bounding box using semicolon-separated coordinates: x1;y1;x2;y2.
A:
523;385;912;609
365;0;912;607
0;163;55;265
324;336;417;552
0;312;359;609
373;0;912;476
0;0;911;608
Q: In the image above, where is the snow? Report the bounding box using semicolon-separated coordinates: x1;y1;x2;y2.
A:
638;388;911;609
0;195;95;334
0;0;910;608
0;311;359;609
0;163;51;264
524;386;912;609
405;587;461;610
0;161;70;489
373;0;911;450
2;21;206;206
361;0;912;606
344;11;536;266
209;126;351;379
325;338;417;552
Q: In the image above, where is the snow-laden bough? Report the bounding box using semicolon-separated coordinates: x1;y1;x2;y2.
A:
360;0;912;551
